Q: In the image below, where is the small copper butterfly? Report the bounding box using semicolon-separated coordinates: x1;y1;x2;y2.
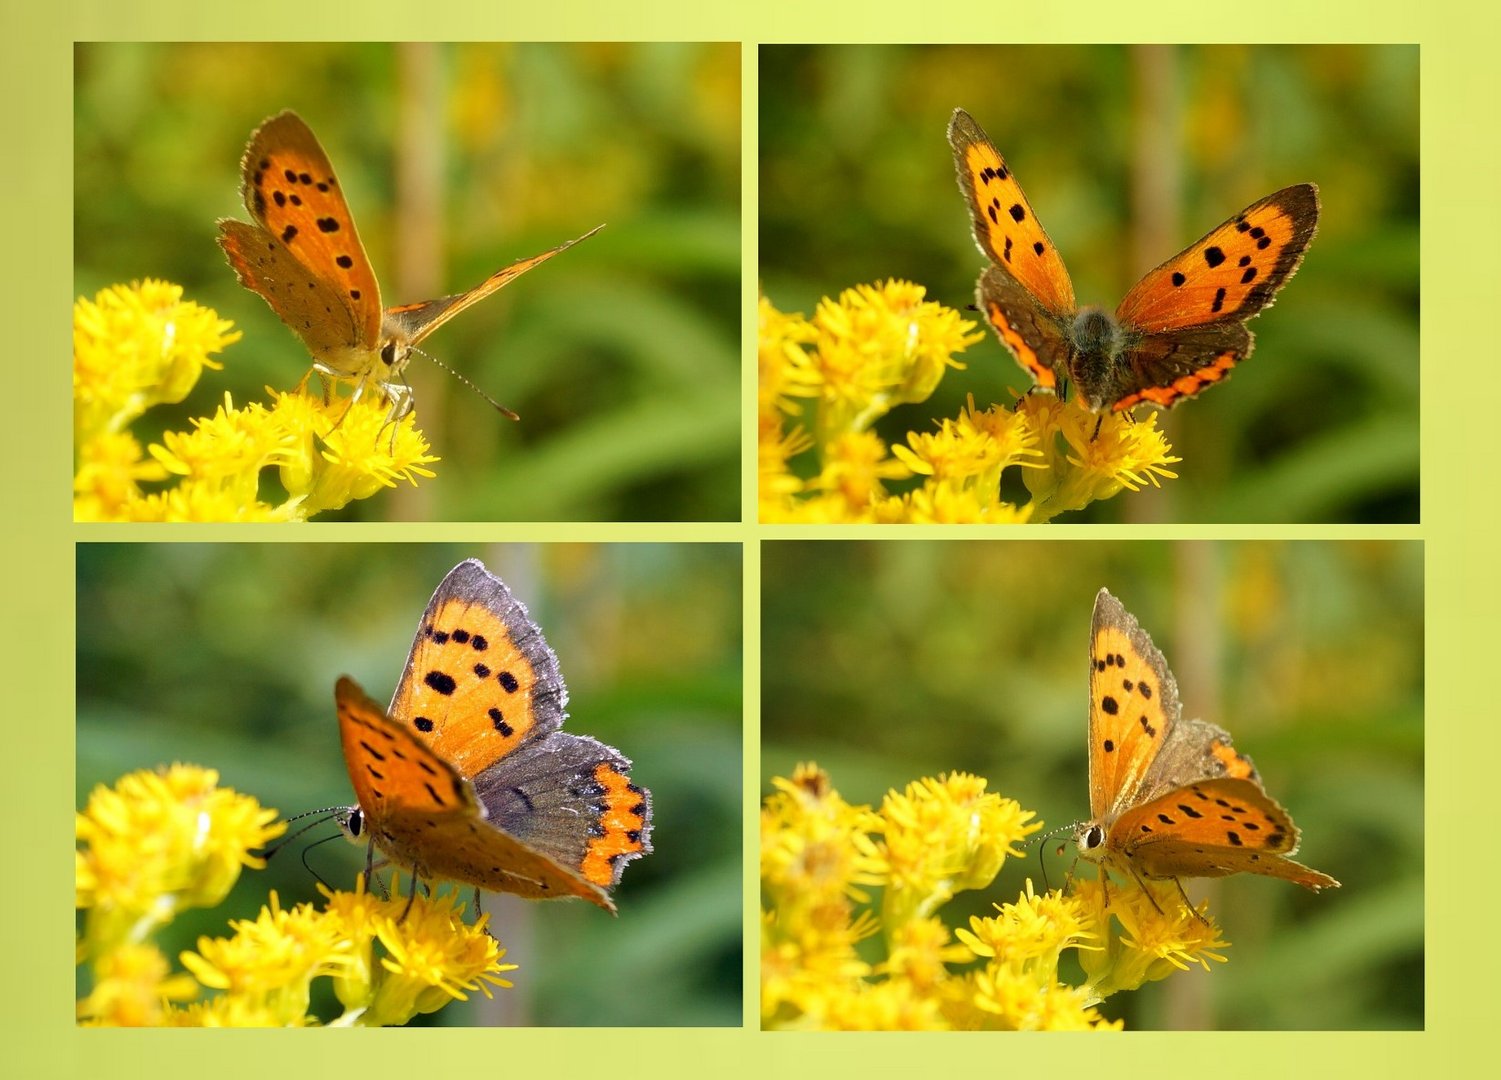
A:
1074;589;1338;895
949;108;1319;413
218;111;603;424
335;559;652;913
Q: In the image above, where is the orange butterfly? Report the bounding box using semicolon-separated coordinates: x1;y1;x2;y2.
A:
336;559;651;913
949;108;1318;413
1075;589;1338;900
218;111;602;424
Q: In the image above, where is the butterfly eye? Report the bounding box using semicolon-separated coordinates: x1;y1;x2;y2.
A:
1082;824;1105;851
380;340;399;367
343;808;364;839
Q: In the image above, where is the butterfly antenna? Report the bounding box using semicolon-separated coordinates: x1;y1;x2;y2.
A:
298;830;346;891
1032;822;1080;894
257;806;347;860
409;346;520;421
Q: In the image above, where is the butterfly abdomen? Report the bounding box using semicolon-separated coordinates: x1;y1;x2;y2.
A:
1066;307;1133;411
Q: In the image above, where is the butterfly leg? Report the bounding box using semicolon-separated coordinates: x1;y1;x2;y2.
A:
1124;863;1168;917
293;367;324;401
376;377;416;453
398;869;421;922
361;834;382;895
470;887;502;941
1170;877;1211;926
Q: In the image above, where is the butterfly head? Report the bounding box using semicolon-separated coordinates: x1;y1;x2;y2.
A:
337;805;365;843
1073;819;1110;866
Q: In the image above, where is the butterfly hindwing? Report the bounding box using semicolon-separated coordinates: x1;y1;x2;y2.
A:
949;108;1076;317
474;731;653;891
1111;323;1251;412
976;264;1071;390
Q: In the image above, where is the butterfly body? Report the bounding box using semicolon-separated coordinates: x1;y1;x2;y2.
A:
336;559;651;913
218;111;601;423
950;108;1318;413
1074;588;1338;893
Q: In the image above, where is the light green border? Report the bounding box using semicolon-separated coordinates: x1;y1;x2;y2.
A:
14;0;1493;1069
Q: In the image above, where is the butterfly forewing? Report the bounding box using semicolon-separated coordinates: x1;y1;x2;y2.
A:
949;109;1076;317
384;224;606;346
1115;184;1319;333
335;675;477;825
228;111;382;356
387;559;567;780
1088;589;1182;822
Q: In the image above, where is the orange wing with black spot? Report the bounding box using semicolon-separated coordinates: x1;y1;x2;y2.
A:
950;110;1080;393
1086;588;1182;823
217;111;382;363
387;559;567;779
337;676;620;909
1116;185;1319;333
1108;776;1339;891
949;108;1076;316
1106;184;1319;412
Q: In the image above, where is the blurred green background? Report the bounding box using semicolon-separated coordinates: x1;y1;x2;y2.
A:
76;543;743;1026
760;45;1418;523
74;43;741;522
761;539;1422;1030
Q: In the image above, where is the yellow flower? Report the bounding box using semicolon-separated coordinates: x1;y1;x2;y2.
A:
758;294;820;419
811;280;979;439
1073;877;1229;1003
812;431;912;512
76;765;284;958
758;284;1178;522
75;943;199;1027
178;891;355;1025
761;765;1210;1030
292;393;440;513
77;768;518;1026
1019;394;1181;521
73;280;238;443
72;431;170;521
864;772;1037;928
365;882;517;1025
169;881;517;1027
73;281;440;521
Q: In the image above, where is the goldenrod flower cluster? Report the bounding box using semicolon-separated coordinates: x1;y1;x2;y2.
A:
76;765;517;1026
760;764;1230;1030
758;283;1181;522
73;280;438;521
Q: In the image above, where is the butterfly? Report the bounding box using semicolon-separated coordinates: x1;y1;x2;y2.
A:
218;111;602;424
1074;588;1339;900
335;559;651;913
949;108;1319;413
